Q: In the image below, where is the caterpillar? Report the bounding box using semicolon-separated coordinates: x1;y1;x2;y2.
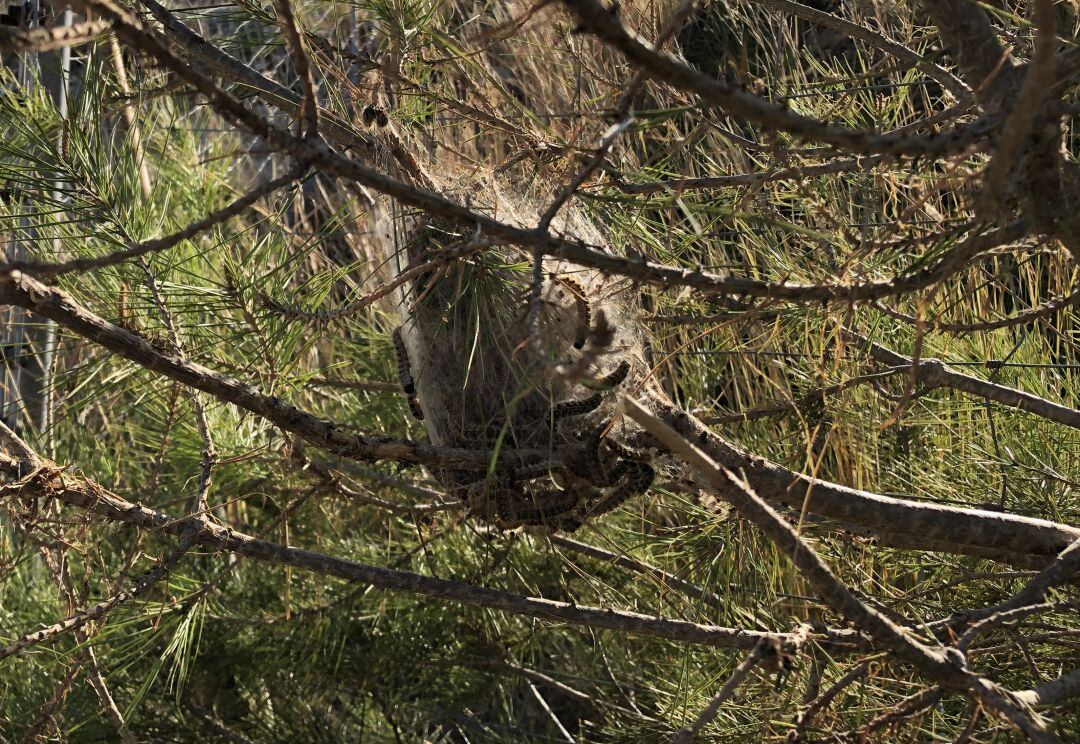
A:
259;292;341;324
392;327;424;420
508;489;581;526
587;461;654;517
581;360;630;391
603;436;644;461
567;420;617;485
60;118;70;162
512;460;565;482
495;485;512;523
552;392;602;420
406;394;425;420
552;275;591;349
391;327;414;396
362;105;389;128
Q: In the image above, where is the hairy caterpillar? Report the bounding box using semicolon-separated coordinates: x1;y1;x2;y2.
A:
587;461;654;516
552;392;602;420
392;327;424;419
362;105;389;128
551;274;591;349
507;489;581;526
581;360;630;391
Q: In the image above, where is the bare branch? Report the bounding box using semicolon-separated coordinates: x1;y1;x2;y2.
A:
924;0;1014;99
624;398;963;678
849;331;1080;430
959;601;1078;653
0;452;860;653
1009;538;1080;609
612;0;700;116
0;19;112;53
700;368;904;425
301;456;461;515
842;686;945;740
794;657;879;736
261;237;494;323
0;270;546;472
1015;668;1080;708
307;377;402;393
959;538;1080;629
539;118;633;231
138;0;362;153
644;395;1079;565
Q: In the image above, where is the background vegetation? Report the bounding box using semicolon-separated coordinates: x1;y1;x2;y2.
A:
1;0;1078;741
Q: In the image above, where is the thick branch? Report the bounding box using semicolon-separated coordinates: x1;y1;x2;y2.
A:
0;19;113;53
3;269;1075;565
924;0;1014;101
1014;669;1080;708
978;0;1056;216
644;395;1079;565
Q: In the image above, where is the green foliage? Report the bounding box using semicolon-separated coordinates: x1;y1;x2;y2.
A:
0;1;1077;742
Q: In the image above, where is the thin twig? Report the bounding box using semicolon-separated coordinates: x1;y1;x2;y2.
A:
671;639;770;743
613;155;887;194
262;236;493;323
701;368;904;425
274;0;319;137
612;0;700;116
875;286;1080;334
756;0;970;99
0;532;198;661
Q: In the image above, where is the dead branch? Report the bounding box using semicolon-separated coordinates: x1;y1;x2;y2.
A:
850;331;1080;430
